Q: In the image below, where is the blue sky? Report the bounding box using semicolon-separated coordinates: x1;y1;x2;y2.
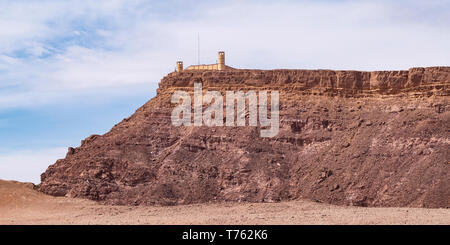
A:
1;0;449;183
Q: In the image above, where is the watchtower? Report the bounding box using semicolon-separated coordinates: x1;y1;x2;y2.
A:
218;51;225;70
176;61;183;72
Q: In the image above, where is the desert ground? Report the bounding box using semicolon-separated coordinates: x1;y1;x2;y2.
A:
1;180;449;225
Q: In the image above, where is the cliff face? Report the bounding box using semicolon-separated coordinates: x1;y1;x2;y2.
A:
39;67;450;208
159;67;450;96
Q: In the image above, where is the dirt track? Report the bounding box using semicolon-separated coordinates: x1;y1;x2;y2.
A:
1;180;449;225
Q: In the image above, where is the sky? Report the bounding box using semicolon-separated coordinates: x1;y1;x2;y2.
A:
0;0;449;183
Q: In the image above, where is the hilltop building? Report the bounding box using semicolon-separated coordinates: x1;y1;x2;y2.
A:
176;51;233;72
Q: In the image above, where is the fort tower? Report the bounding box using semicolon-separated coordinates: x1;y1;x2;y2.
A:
176;61;183;72
218;51;225;71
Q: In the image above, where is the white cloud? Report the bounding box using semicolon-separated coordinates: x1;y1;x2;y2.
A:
0;147;67;184
0;0;449;110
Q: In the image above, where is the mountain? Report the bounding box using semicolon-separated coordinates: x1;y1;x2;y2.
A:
39;67;450;207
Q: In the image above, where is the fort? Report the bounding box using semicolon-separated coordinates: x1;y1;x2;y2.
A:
176;51;234;72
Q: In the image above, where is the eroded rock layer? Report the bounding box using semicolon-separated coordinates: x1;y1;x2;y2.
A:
39;67;450;207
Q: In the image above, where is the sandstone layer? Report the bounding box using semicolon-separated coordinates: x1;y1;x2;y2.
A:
39;67;450;207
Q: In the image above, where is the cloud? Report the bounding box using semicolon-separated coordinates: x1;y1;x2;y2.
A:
0;147;67;184
0;0;449;111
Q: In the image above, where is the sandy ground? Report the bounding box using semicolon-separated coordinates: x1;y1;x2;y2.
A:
1;180;449;225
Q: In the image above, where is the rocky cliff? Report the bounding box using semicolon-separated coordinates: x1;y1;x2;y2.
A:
39;67;450;208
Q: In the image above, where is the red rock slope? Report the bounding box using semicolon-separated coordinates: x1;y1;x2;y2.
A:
39;67;450;207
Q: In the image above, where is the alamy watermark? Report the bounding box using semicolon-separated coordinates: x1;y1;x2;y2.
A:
171;83;279;137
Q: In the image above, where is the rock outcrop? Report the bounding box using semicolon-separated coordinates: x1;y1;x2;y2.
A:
39;67;450;208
